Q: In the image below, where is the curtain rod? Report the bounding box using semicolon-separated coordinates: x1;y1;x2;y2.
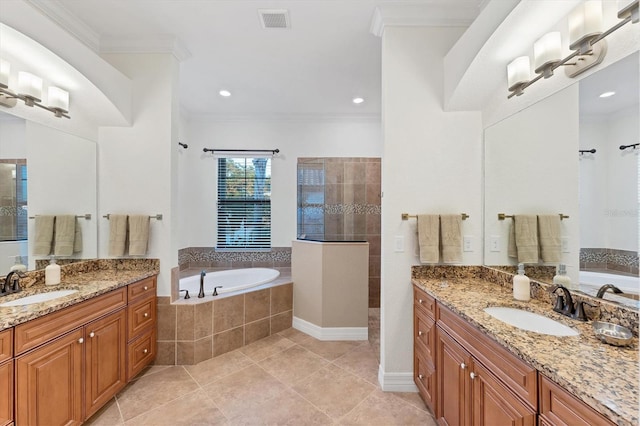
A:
203;148;280;154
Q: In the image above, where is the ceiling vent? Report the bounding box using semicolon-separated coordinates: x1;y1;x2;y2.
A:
258;9;290;29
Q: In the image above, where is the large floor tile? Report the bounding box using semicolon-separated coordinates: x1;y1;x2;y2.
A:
227;389;333;425
258;345;329;386
292;364;375;420
116;367;199;421
339;389;438;425
184;349;253;386
239;333;296;362
202;364;288;420
84;398;123;426
123;389;227;425
298;339;364;361
333;342;380;385
277;327;313;344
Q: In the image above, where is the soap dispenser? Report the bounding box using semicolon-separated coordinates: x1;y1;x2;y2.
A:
9;255;26;272
553;264;572;290
513;263;530;301
45;257;61;285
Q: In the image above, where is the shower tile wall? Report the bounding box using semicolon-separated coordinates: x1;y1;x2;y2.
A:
580;248;639;275
298;158;381;307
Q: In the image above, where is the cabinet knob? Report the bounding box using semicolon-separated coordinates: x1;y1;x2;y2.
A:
144;286;148;290
460;363;466;370
418;299;423;304
78;337;84;344
418;374;424;380
144;312;149;318
89;332;95;338
470;372;477;380
418;331;423;336
143;348;148;354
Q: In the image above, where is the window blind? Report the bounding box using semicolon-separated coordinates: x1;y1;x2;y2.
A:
217;157;271;249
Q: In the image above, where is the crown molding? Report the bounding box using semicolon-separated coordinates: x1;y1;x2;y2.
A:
25;0;101;52
370;2;479;37
100;35;192;62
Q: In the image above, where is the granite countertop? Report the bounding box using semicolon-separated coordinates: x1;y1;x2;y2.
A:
0;268;157;331
412;276;639;426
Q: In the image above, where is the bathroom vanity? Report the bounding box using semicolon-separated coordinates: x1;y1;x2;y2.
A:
0;263;158;426
412;266;637;426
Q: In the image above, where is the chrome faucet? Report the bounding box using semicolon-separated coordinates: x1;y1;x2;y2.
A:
549;284;574;317
596;284;623;299
2;270;26;295
198;270;206;298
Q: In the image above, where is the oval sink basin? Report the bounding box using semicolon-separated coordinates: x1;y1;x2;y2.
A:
0;290;78;307
484;307;579;336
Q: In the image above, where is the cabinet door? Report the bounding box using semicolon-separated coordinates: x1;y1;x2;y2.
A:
84;309;127;420
436;326;472;426
16;329;84;426
0;360;12;426
471;361;536;426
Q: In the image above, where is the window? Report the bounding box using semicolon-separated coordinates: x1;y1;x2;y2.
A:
0;161;27;242
217;157;271;249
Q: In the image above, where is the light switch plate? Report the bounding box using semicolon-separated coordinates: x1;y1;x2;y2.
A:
561;237;569;253
490;236;500;252
394;236;404;252
463;235;473;252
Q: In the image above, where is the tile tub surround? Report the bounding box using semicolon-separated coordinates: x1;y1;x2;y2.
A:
581;247;639;275
177;247;292;270
412;265;639;426
0;259;159;330
156;280;293;365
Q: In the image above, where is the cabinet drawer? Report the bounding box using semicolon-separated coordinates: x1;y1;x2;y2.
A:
127;296;156;340
437;304;537;410
15;288;127;355
127;328;156;381
0;329;12;362
414;308;435;361
128;277;156;302
539;374;614;426
414;286;435;319
414;351;436;412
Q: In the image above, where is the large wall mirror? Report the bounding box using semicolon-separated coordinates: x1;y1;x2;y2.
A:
0;110;97;272
484;51;639;310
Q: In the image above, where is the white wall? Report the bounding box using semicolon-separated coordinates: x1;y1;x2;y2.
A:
380;26;482;389
484;86;580;280
98;53;179;296
580;105;639;251
178;118;382;249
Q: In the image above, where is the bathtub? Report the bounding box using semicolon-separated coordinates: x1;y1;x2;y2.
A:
179;268;281;297
579;271;639;294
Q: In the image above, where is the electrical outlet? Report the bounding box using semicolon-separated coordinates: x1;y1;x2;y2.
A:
490;236;500;252
463;235;473;252
561;237;569;253
394;236;404;252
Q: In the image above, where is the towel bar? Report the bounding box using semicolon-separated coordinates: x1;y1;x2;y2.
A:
401;213;469;221
103;214;163;220
29;214;92;220
498;213;569;220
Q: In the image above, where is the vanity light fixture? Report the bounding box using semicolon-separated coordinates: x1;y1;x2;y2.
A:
0;60;70;118
507;0;639;99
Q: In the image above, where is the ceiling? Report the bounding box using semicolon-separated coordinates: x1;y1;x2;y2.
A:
36;0;484;118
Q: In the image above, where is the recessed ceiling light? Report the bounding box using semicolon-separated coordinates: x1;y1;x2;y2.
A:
352;97;364;104
219;90;231;97
599;91;616;98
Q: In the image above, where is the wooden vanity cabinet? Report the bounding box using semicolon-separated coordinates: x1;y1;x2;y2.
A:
0;329;13;426
126;276;157;381
413;287;437;411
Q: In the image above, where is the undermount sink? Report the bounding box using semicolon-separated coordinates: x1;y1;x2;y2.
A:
484;306;579;336
0;290;79;307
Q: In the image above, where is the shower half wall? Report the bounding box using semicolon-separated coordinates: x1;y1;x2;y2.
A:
297;157;381;307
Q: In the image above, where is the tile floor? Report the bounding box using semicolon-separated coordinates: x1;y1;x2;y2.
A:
86;327;437;425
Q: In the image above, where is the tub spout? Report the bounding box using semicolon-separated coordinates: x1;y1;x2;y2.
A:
199;270;206;298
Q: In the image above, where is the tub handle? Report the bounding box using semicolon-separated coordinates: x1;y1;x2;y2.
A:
213;286;223;296
179;289;190;299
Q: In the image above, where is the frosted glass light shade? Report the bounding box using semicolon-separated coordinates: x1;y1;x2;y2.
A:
507;56;531;91
569;1;603;50
0;59;9;89
17;72;42;102
48;87;69;112
534;32;562;74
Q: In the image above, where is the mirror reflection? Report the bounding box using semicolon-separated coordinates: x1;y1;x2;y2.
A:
0;111;97;272
484;52;639;310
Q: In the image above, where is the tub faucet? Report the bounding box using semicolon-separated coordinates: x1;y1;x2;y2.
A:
198;270;206;298
596;284;623;299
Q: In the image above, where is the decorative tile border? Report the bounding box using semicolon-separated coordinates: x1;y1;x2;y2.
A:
581;248;639;268
178;247;291;269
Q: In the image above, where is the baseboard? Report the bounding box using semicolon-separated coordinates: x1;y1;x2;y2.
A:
292;316;368;341
377;365;419;392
